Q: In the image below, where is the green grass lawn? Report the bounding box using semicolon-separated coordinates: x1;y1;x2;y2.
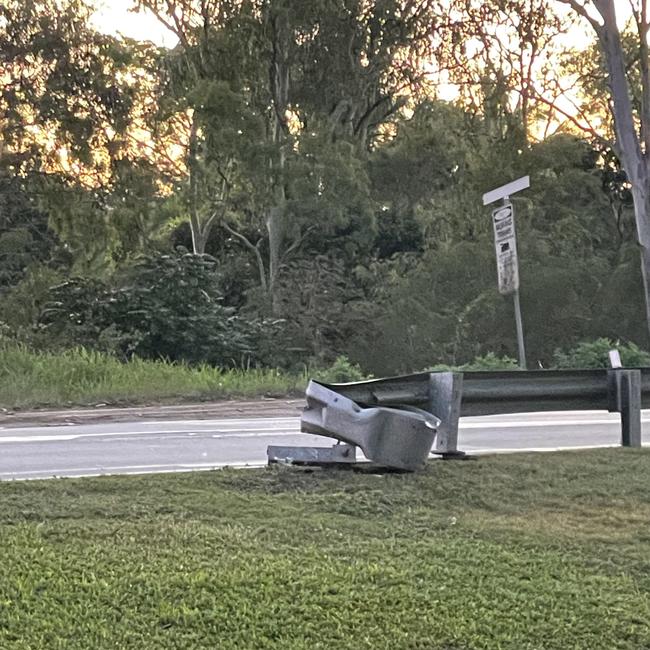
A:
1;449;649;649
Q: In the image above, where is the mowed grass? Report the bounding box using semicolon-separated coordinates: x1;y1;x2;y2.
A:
0;344;302;409
1;449;650;649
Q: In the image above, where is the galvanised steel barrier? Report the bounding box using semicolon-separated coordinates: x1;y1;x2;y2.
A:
309;368;647;459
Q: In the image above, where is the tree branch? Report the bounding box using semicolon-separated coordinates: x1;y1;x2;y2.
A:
556;0;604;36
137;0;190;49
279;225;316;266
529;84;615;149
222;222;267;291
200;209;220;239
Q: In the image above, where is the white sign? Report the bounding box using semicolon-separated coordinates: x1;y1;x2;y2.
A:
482;175;530;206
492;203;519;295
608;349;622;368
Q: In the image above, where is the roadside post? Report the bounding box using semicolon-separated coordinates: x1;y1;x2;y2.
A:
607;348;642;447
482;176;530;369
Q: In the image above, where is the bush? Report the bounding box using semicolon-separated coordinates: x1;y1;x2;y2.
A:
553;337;650;369
462;352;519;371
313;355;368;383
0;264;63;340
425;353;519;372
38;253;259;367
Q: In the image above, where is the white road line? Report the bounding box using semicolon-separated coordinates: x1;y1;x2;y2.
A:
0;417;301;431
460;442;650;454
0;428;301;444
463;444;618;454
5;440;649;481
122;418;300;427
0;422;301;434
1;460;260;475
459;418;650;428
2;415;647;444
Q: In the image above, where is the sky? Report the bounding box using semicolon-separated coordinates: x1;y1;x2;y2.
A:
91;0;178;47
91;1;634;49
89;0;633;124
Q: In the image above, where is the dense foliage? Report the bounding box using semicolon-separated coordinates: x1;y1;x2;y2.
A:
0;0;648;375
37;254;264;366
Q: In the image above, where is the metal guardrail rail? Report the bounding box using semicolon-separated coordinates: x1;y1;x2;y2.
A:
311;368;647;457
321;368;650;414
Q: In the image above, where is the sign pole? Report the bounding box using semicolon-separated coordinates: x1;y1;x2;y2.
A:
483;176;529;370
502;195;526;369
513;283;526;369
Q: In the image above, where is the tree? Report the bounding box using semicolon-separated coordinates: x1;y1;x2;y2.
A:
137;0;447;311
0;0;168;273
0;172;56;292
349;99;636;374
0;0;155;177
436;0;575;141
556;0;650;337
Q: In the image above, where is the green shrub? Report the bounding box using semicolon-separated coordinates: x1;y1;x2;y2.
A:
462;352;519;371
38;253;259;366
313;355;368;383
0;264;63;339
425;353;519;372
553;337;650;368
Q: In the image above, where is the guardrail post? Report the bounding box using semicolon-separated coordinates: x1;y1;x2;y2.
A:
607;369;642;448
429;372;464;457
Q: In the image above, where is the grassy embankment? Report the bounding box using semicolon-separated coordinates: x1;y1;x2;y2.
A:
1;449;649;649
0;344;304;409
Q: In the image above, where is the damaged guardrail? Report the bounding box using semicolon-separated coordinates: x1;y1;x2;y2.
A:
268;368;647;471
320;368;645;454
299;381;439;471
268;371;460;470
268;368;650;470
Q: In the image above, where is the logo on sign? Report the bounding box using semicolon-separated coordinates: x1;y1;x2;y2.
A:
492;203;519;295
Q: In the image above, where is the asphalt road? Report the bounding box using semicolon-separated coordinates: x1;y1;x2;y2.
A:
0;410;648;480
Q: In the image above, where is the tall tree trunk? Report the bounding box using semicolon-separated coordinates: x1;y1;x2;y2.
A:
187;114;205;254
265;9;290;315
266;204;285;314
190;225;208;255
631;179;650;335
594;0;650;338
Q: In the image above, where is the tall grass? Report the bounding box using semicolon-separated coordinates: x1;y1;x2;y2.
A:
0;343;304;409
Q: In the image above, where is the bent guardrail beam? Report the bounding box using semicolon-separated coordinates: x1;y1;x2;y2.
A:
299;381;439;471
314;368;646;454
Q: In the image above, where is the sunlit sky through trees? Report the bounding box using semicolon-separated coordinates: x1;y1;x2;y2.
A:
91;0;633;50
86;1;635;145
91;0;178;47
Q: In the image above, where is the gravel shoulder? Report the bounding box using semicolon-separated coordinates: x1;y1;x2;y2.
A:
0;398;305;428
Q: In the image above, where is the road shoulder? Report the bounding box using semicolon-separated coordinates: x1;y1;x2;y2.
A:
0;398;304;428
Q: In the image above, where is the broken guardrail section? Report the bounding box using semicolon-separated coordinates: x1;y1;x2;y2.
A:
267;371;462;471
268;367;645;471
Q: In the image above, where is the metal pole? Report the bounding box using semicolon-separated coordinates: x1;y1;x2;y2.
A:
430;372;464;457
513;288;526;369
499;195;526;370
